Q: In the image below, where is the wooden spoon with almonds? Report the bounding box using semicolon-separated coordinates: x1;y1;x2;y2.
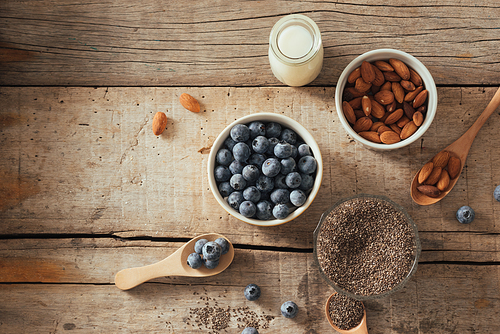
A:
411;87;500;205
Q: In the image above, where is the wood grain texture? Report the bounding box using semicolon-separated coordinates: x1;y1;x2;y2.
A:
1;0;499;86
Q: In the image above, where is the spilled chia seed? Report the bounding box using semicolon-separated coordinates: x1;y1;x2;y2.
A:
328;293;364;330
317;197;416;296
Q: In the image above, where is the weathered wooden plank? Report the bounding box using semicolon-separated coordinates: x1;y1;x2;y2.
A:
1;0;499;86
1;87;499;248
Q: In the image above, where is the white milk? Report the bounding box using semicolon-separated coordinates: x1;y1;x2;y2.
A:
269;15;323;87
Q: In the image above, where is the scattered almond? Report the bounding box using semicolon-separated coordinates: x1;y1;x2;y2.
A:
447;156;461;179
418;161;434;184
152;111;168;136
179;93;200;113
436;169;450;191
417;185;441;198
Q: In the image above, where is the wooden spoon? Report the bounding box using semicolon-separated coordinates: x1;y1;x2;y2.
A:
325;292;368;334
411;87;500;205
115;233;234;290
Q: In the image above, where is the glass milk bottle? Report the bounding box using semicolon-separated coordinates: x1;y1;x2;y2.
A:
268;14;324;87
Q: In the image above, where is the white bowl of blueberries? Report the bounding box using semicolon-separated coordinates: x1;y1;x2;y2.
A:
208;113;323;226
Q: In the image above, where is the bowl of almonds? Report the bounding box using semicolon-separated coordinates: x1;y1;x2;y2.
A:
335;49;437;150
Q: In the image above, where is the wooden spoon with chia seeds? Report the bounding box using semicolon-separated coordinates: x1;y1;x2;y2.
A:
411;87;500;205
325;292;368;334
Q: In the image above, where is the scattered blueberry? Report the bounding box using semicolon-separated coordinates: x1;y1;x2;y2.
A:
270;188;290;204
187;253;203;269
298;143;312;157
194;239;208;255
218;182;234;197
285;172;302;189
280;128;297;145
215;165;231;182
494;185;500;202
266;137;279;156
256;200;273;220
239;201;257;217
248;121;266;139
248;153;266;168
280;157;296;175
262;158;281;177
224;137;237;151
274;174;288;189
266;122;282;138
204;258;220;269
242;165;260;183
242;327;259;334
231;124;250;142
230;174;247;191
299;173;314;191
290;189;307;207
227;191;244;210
216;148;233;166
274;141;292;159
273;203;289;219
456;205;475;224
215;237;230;255
233;142;251;162
298;155;317;174
202;241;222;261
229;160;245;175
252;136;270;154
244;283;261;301
256;175;274;193
281;301;298;318
243;186;261;203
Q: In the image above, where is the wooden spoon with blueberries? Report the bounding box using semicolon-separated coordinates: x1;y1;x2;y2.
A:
411;87;500;205
115;233;234;290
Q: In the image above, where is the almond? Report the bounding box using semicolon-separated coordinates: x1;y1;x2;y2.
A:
354;109;365;119
389;58;410;80
152;111;168;136
344;87;364;101
418;161;434;184
400;121;418;140
352;117;373;132
404;86;423;102
383;71;402;82
380;81;392;91
355;77;372;93
409;68;423;87
372;66;385;86
386;100;397;113
403;101;416;119
361;61;376;83
377;125;393;134
417;185;441;198
436;169;450;191
413;111;424;126
384;108;404;125
389;123;402;135
179;93;200;113
374;60;394;72
432;150;450;168
349;96;363;109
417;105;427;114
362;96;371;116
374;90;395;105
371;85;381;95
447;156;461;179
348;67;361;84
371;100;386;118
370;121;385;132
342;101;357;124
413;89;428;108
380;130;401;144
400;80;416;91
396;115;411;128
358;131;381;143
392;82;405;103
424;166;442;185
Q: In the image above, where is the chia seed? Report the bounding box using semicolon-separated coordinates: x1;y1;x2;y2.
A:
317;197;416;296
328;293;364;330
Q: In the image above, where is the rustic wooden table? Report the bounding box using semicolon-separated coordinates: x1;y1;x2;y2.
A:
1;1;500;333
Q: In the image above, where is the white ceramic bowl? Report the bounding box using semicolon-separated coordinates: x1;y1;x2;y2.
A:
208;113;323;227
335;49;437;150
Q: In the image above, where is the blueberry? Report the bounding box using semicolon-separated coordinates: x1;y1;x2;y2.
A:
242;165;260;183
218;182;234;197
227;191;244;210
290;189;307;207
216;148;233;166
224;137;237;151
280;158;297;175
244;283;261;301
262;158;281;177
229;160;245;175
280;128;297;145
266;122;282;138
274;141;293;159
256;200;273;220
194;239;208;254
233;142;251;162
248;153;266;168
230;124;250;142
274;174;288;189
215;237;230;255
239;201;256;217
243;186;261;203
290;144;298;159
273;203;289;219
266;137;279;156
298;143;312;157
298;155;317;174
270;189;290;204
204;258;220;269
187;253;203;269
285;172;302;189
215;165;231;182
456;205;475;224
280;301;298;318
242;327;258;334
252;136;270;154
256;175;274;193
299;173;314;191
202;241;222;261
248;121;266;139
494;185;500;202
230;174;246;191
